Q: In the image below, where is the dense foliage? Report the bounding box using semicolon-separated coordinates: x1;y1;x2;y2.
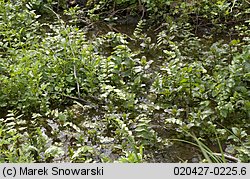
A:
0;0;249;162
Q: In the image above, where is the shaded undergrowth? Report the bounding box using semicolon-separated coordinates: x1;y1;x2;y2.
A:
0;0;249;163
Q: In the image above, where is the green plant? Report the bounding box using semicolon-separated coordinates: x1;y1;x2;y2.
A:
0;0;249;163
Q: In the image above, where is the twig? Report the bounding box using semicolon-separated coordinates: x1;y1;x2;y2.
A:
212;153;240;163
154;23;168;32
138;0;146;20
63;94;91;105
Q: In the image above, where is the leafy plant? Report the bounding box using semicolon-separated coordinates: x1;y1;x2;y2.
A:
0;0;249;163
